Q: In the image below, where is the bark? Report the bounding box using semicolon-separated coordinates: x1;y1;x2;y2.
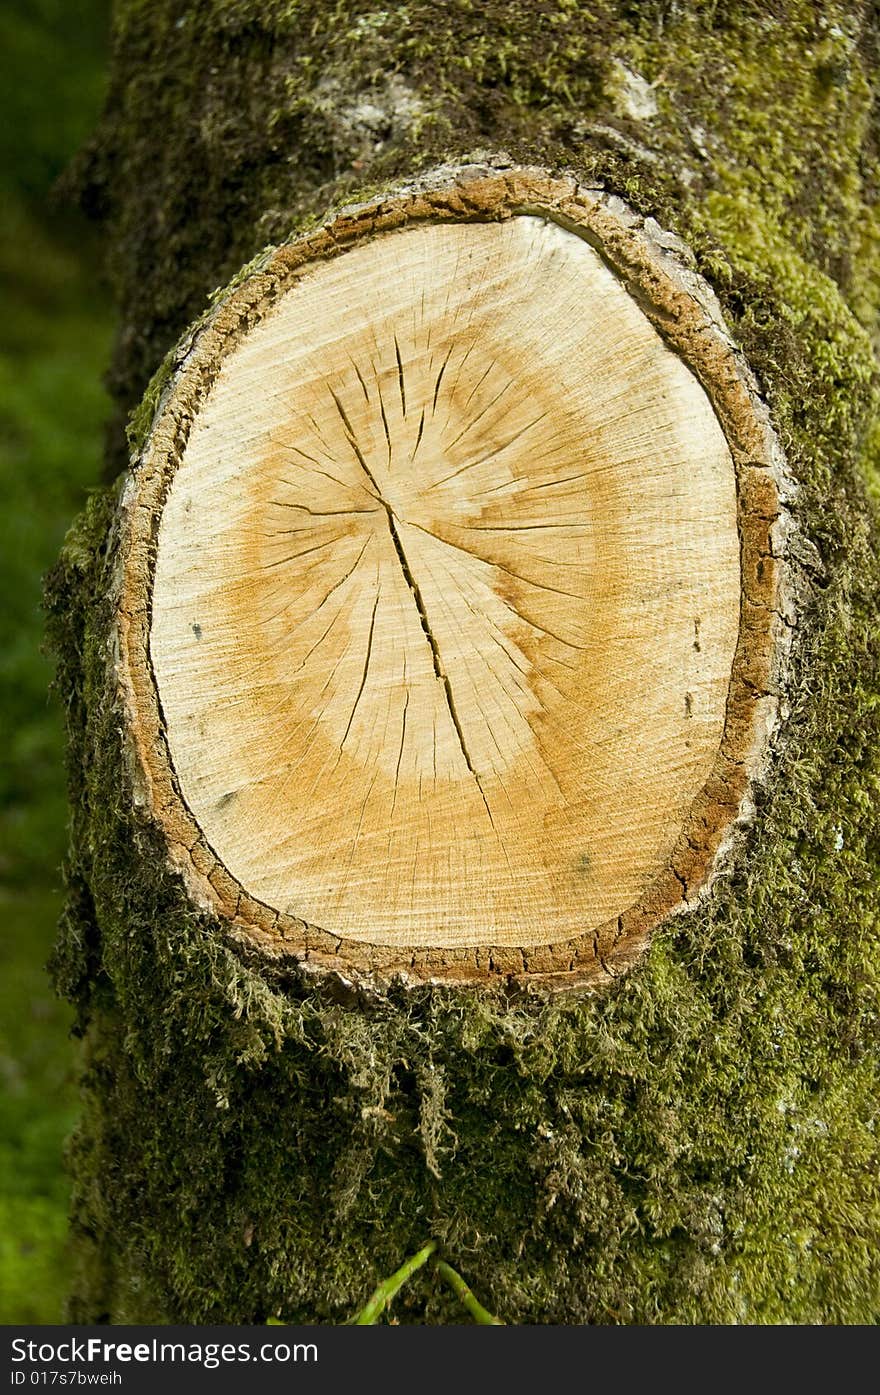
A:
47;0;880;1323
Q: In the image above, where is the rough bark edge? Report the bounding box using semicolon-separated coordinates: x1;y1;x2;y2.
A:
113;162;794;991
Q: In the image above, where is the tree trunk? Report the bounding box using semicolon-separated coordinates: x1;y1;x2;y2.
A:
48;0;880;1323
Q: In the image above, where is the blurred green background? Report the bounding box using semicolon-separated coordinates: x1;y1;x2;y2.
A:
0;0;112;1323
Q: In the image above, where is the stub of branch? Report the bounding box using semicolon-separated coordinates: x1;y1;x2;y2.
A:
114;164;791;991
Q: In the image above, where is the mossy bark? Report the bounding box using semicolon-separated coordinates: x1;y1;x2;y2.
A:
48;0;880;1323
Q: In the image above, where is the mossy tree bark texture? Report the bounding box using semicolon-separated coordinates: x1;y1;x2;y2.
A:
49;0;880;1323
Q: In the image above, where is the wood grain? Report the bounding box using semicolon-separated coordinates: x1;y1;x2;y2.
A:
117;168;787;985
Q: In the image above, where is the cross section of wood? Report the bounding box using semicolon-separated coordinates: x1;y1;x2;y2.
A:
118;170;785;984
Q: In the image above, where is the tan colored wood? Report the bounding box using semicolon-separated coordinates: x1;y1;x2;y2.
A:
116;167;788;987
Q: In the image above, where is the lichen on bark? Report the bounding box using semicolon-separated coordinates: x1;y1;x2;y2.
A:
48;0;880;1322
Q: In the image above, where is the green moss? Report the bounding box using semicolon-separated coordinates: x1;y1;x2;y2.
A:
125;349;177;457
864;413;880;503
50;0;880;1324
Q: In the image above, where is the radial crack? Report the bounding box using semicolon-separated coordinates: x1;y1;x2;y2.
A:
384;510;489;804
326;386;492;807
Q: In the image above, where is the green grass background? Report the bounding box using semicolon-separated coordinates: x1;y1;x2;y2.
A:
0;0;112;1323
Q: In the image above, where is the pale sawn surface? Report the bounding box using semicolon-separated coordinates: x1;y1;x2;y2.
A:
150;215;740;948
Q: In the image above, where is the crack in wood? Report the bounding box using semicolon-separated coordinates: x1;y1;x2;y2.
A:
431;344;454;414
340;585;379;751
327;378;493;812
393;334;407;417
385;495;491;812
